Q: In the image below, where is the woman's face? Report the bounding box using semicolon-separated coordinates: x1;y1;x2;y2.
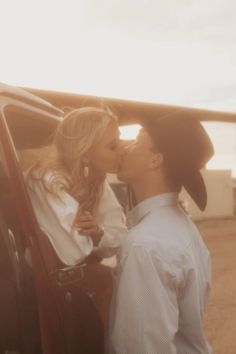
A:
88;120;122;174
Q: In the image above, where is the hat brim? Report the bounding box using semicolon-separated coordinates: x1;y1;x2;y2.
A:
182;171;207;211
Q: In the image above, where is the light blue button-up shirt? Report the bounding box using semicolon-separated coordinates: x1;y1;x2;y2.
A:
109;193;212;354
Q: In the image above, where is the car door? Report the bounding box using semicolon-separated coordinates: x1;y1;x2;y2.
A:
0;96;105;354
0;140;42;354
0;100;69;354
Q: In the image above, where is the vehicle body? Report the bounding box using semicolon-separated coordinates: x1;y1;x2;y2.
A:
1;82;236;353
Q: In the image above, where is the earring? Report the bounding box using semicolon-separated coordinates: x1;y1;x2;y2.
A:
84;166;89;177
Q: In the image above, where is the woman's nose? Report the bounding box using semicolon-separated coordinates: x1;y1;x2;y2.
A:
117;141;130;156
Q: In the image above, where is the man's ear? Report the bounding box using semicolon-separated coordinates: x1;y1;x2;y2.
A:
148;152;164;170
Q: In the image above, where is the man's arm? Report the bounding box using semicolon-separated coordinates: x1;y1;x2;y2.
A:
109;244;179;354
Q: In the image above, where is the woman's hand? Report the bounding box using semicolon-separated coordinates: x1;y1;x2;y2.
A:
76;211;104;246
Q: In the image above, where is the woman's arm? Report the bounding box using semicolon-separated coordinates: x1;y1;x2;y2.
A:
27;173;93;266
93;180;128;258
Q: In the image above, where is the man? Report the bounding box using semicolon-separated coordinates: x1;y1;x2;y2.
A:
109;112;214;354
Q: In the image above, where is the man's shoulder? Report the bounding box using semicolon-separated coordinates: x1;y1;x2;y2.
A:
123;206;205;263
126;206;191;244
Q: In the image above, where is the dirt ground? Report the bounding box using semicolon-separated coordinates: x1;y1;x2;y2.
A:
197;217;236;354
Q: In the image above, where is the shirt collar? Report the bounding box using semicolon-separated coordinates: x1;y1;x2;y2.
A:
127;192;178;228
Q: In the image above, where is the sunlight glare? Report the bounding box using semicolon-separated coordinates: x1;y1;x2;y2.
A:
119;124;141;140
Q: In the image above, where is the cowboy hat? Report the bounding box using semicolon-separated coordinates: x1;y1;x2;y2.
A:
142;111;214;211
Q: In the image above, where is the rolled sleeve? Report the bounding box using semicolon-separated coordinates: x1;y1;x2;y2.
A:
42;188;93;265
27;172;93;266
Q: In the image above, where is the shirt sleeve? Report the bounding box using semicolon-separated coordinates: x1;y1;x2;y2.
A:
27;172;93;266
93;180;127;258
44;189;94;264
109;244;179;354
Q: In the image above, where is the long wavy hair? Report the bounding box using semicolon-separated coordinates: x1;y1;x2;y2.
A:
28;107;117;217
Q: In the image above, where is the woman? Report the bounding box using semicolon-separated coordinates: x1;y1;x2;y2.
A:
26;106;127;267
26;107;126;353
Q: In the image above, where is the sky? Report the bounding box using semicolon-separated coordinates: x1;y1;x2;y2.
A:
1;0;236;174
1;0;236;110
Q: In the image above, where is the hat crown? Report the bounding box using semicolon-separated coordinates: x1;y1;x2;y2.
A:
143;112;214;211
145;114;214;176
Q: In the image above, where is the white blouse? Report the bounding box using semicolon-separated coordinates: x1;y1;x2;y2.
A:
26;170;127;266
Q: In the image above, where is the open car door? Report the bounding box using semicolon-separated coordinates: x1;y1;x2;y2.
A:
0;85;104;354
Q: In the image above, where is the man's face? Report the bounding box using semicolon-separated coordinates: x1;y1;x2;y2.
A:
117;129;155;183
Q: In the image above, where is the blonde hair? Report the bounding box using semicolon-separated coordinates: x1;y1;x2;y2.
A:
29;107;117;216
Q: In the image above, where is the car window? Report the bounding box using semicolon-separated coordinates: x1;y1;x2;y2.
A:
3;105;57;150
